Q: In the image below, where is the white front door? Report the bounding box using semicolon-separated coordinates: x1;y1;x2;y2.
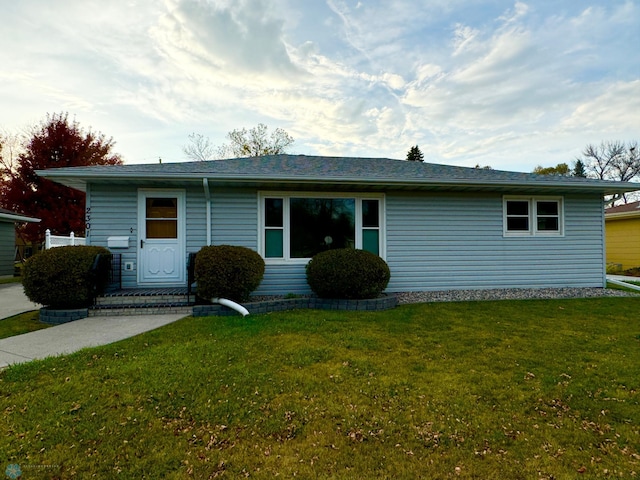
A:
138;189;186;285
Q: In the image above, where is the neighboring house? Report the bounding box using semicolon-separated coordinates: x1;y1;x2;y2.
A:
0;208;40;276
605;201;640;271
37;154;637;295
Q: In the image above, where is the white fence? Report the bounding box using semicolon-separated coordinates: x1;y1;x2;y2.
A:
44;229;86;249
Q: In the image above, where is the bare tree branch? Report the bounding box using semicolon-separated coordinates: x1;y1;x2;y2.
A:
579;140;640;204
183;125;295;161
0;129;25;182
182;133;216;162
218;123;294;158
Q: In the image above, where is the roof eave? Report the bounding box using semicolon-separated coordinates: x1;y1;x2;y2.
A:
37;170;639;195
0;213;41;223
605;210;640;220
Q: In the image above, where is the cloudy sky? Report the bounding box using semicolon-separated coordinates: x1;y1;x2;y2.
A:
1;0;638;171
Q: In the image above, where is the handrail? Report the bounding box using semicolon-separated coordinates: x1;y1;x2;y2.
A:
89;253;118;303
187;252;197;303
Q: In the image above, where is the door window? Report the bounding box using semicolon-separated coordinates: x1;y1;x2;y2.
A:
146;197;178;239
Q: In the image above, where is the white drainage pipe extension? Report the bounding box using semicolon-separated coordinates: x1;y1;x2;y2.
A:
212;298;250;316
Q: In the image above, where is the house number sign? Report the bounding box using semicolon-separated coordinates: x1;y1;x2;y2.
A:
85;207;91;231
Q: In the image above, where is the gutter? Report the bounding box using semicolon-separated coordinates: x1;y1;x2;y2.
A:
604;210;640;220
0;213;41;223
36;173;639;196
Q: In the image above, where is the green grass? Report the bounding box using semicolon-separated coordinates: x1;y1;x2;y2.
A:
0;276;21;285
2;298;640;478
0;311;49;339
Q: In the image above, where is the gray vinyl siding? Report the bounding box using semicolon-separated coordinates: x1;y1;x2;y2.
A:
257;192;606;295
256;264;310;295
0;222;15;276
88;185;138;288
88;183;309;293
186;187;207;253
385;192;605;291
211;188;258;248
88;184;607;293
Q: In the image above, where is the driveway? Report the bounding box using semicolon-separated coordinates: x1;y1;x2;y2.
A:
0;283;40;320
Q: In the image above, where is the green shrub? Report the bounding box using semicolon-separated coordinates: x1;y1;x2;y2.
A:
606;263;623;274
306;248;391;299
195;245;265;302
23;245;111;308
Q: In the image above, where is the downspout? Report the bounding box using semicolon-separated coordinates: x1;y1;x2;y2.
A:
203;178;211;245
212;297;250;316
202;178;249;316
601;196;608;288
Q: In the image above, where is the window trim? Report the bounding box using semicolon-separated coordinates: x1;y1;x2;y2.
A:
503;196;564;237
258;192;386;264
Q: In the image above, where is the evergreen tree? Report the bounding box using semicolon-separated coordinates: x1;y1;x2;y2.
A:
406;145;424;162
572;159;587;178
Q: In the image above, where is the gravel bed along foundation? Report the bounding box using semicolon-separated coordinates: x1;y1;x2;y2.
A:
250;287;638;307
395;287;639;305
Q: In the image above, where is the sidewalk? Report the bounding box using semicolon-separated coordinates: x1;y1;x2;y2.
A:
0;313;187;368
0;283;40;319
0;283;187;368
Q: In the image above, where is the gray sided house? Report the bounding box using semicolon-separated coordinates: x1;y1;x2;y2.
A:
0;208;40;276
38;155;636;295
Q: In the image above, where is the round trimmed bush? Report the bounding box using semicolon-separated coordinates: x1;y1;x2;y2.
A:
306;248;391;299
23;245;111;308
195;245;265;302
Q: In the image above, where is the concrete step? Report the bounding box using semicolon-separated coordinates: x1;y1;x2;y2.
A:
89;305;193;317
92;288;194;316
95;294;191;307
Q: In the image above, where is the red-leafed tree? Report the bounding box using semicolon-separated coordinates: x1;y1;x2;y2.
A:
0;113;123;243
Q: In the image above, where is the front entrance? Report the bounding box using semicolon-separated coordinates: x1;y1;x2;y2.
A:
138;189;186;285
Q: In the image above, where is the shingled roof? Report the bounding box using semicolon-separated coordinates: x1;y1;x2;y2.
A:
605;201;640;218
37;154;639;195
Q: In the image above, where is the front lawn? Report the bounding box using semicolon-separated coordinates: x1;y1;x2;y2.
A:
1;298;639;478
0;276;21;285
0;311;49;339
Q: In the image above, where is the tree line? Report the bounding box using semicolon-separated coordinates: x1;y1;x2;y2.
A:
407;142;640;203
2;112;638;247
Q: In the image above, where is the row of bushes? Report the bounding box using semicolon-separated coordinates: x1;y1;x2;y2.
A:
22;245;391;308
195;245;390;302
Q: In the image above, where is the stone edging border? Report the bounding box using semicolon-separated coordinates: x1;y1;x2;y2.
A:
38;295;398;322
40;307;89;325
193;295;398;317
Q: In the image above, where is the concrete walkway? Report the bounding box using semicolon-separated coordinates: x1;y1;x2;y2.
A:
0;313;187;368
0;282;40;319
0;282;187;368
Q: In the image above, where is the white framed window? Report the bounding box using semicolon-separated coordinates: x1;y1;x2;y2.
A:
503;196;563;237
259;192;385;263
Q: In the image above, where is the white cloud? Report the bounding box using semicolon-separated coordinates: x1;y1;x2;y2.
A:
452;24;480;56
561;80;640;137
0;0;637;169
498;1;529;24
